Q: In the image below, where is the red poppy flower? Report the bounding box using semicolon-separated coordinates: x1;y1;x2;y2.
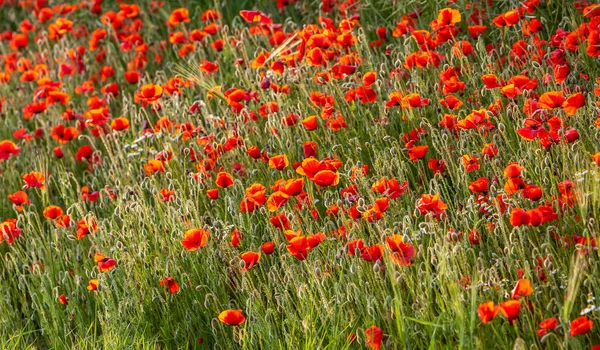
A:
537;317;558;337
570;316;593;336
215;171;234;188
87;279;99;292
511;279;533;299
240;251;261;271
365;326;383;350
268;154;289;170
416;194;448;218
181;228;210;251
261;241;275;255
239;10;272;24
160;277;180;294
22;171;45;189
218;309;246;325
94;253;117;272
499;299;521;323
478;301;499;324
8;191;30;211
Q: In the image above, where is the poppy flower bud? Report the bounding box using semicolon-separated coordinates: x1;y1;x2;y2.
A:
261;241;274;254
564;129;579;143
259;76;270;89
53;146;63;159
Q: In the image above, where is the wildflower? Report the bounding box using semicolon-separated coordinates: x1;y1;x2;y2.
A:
218;309;246;325
365;326;383;350
160;277;180;294
181;228;210;251
537;317;558;337
94;253;117;272
240;251;261;271
87;279;99;291
570;316;593;336
499;299;521;324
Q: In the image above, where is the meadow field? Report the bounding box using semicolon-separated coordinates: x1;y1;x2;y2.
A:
1;0;600;348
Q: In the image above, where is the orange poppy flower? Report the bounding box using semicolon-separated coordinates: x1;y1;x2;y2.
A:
8;191;30;211
306;48;326;66
268;154;289;170
408;145;429;161
311;170;340;187
536;317;558;337
76;218;98;240
362;72;377;86
48;18;73;40
135;84;163;104
0;140;21;161
386;235;416;266
538;91;564;109
462;155;480;172
482;74;501;89
22;171;45;189
416;194;448;218
43;205;63;219
499;299;521;324
215;171;234;188
110;117;130;131
493;10;520;27
87;279;99;291
181;228;210;251
360;244;384;262
505;178;525;197
124;71;141;84
562;92;585;116
251;51;270;69
144;160;165;176
287;236;309;260
522;184;543;201
266;191;290;212
509;208;529;226
200;60;219;73
0;219;22;244
167;8;190;27
469;177;489;193
201;9;220;22
511;279;533;298
434;8;460;27
206;188;219;200
240;251;261;271
280;178;304;196
504;162;523;178
50;125;78;143
190;29;206;42
478;301;499;324
218;309;246;326
94;253;117;272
